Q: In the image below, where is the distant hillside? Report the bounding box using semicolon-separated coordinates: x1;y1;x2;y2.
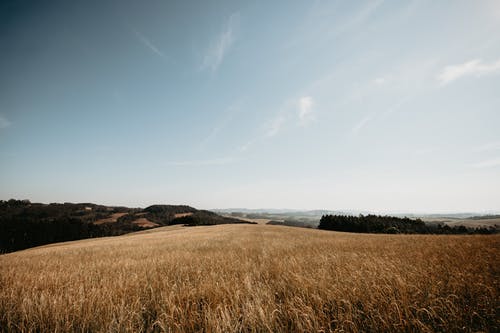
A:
0;199;253;253
217;209;500;231
219;211;323;228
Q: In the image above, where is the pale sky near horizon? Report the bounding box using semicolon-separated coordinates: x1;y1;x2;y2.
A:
1;0;500;213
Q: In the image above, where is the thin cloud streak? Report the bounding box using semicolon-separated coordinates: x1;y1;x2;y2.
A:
437;58;500;85
382;95;414;117
266;114;285;137
334;0;385;35
284;0;384;51
202;12;239;71
238;111;286;152
132;29;167;59
165;157;236;166
352;115;372;135
239;95;316;152
238;139;256;152
200;104;242;148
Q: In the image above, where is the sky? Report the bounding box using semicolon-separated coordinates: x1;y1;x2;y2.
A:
1;0;500;213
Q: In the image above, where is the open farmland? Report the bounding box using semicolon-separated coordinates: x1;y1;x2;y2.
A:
0;224;498;332
423;217;500;229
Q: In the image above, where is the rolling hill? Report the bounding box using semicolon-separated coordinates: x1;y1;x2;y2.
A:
0;199;252;253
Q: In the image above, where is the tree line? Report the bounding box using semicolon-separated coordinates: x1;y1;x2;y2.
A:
0;200;139;253
318;214;497;234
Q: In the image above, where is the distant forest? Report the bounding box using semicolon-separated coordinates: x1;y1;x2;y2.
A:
318;214;497;234
0;200;252;253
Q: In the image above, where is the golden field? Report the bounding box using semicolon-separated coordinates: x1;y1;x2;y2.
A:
0;224;498;332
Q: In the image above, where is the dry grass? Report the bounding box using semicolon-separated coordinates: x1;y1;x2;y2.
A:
93;212;129;225
0;225;498;332
132;218;160;228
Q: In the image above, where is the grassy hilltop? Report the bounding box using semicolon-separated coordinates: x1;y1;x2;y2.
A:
1;224;498;332
0;199;251;253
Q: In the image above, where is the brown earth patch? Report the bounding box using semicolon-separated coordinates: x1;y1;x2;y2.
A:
132;218;159;228
174;212;193;218
94;213;128;225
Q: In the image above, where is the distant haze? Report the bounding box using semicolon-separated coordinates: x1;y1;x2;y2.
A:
1;1;499;213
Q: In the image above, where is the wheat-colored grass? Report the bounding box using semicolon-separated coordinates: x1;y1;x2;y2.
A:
132;218;160;228
0;225;498;332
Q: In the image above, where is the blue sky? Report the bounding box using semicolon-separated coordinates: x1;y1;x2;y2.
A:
1;0;499;213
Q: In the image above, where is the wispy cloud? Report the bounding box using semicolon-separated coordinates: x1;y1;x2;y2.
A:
469;158;500;168
297;96;315;125
382;95;414;117
335;0;385;35
165;157;235;166
132;29;167;59
352;115;372;136
437;58;500;85
284;0;384;51
266;114;285;137
0;115;11;129
200;123;224;148
202;12;239;71
238;95;317;151
238;112;285;152
238;139;256;152
200;103;242;148
237;95;317;152
373;77;387;85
